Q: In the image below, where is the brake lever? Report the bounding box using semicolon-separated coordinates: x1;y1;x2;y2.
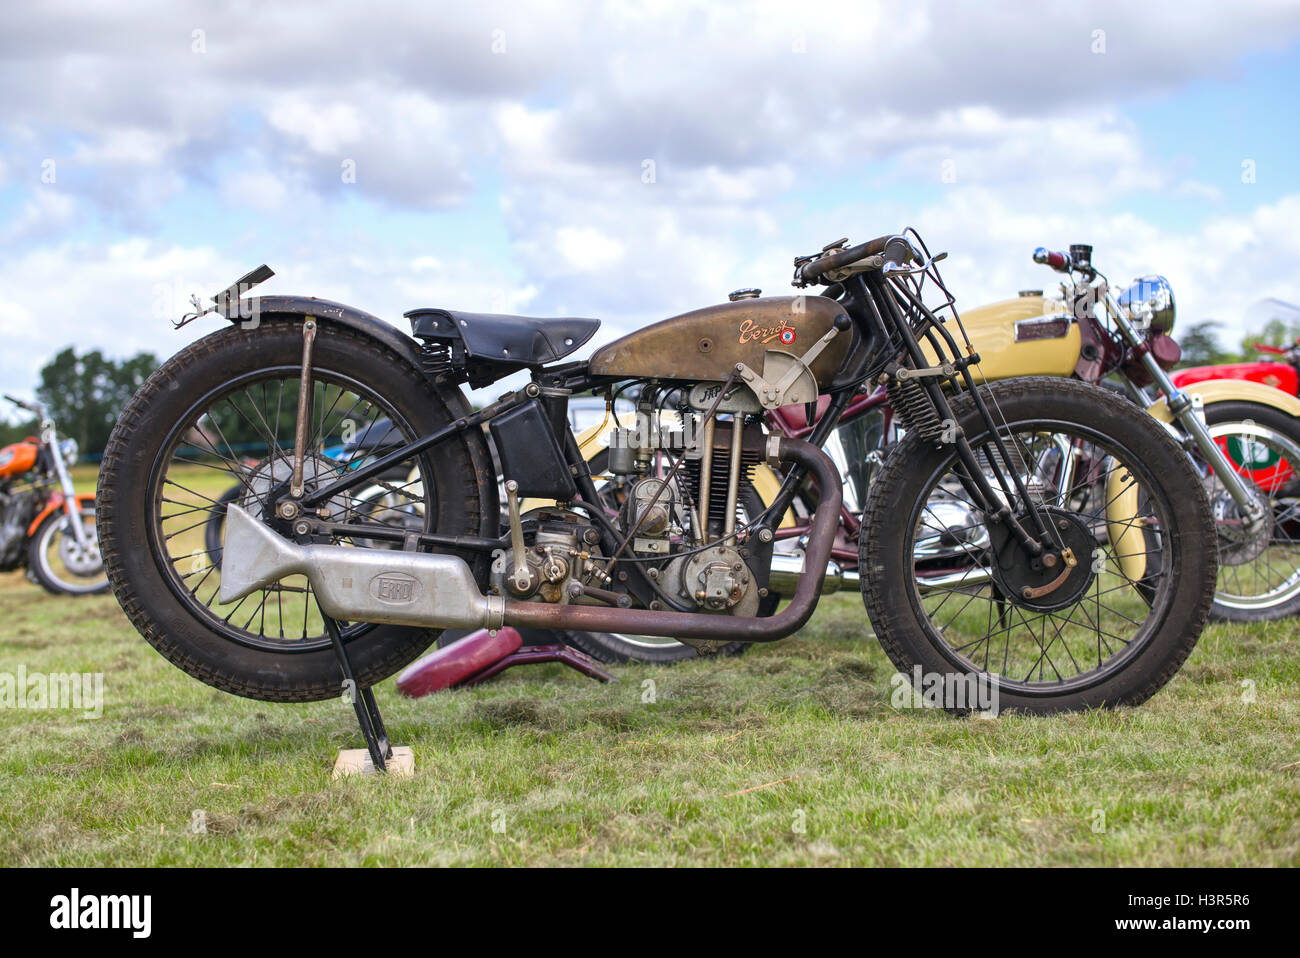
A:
881;245;947;277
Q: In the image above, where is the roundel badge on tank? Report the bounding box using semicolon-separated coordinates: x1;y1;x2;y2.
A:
779;328;796;345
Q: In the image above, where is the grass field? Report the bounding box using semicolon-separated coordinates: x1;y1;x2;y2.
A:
1;465;1298;866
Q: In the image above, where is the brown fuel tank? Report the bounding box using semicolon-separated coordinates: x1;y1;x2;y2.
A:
588;295;852;388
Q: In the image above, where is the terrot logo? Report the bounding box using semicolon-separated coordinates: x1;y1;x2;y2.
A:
369;572;420;604
738;318;796;345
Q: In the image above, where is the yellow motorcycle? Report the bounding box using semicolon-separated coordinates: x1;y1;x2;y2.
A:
961;243;1300;622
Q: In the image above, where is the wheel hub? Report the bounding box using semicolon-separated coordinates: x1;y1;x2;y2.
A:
990;507;1097;612
58;524;102;576
1210;485;1273;566
240;454;353;528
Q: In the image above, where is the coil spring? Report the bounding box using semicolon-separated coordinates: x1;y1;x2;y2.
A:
888;378;945;445
419;342;454;377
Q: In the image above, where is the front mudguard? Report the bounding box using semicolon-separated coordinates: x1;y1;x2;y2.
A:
1144;377;1300;423
215;294;500;539
1104;468;1147;582
27;492;96;537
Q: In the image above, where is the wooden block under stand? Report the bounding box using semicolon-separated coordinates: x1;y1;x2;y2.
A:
332;746;415;779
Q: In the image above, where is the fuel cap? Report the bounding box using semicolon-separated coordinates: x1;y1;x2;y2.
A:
729;288;761;301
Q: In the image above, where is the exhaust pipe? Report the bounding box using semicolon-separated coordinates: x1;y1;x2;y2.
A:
218;505;504;629
767;553;858;595
218;437;840;644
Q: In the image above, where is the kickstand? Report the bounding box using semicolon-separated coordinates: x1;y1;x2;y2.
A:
324;614;392;772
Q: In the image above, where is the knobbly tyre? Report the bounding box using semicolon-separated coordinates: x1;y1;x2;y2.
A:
0;394;106;595
97;230;1217;765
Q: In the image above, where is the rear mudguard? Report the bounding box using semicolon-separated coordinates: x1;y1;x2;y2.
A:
216;294;500;539
28;492;95;537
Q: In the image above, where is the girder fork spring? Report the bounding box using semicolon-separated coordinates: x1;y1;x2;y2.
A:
888;378;945;445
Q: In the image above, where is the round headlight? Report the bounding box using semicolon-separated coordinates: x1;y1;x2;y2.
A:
59;438;79;467
1118;275;1176;335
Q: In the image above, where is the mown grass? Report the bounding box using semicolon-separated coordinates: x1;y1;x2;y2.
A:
1;463;1297;865
3;578;1298;866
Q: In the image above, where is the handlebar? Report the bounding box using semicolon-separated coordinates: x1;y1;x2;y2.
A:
797;233;917;285
3;394;37;413
1033;247;1072;273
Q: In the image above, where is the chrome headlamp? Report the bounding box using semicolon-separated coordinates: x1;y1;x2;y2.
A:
1118;275;1176;334
59;437;79;466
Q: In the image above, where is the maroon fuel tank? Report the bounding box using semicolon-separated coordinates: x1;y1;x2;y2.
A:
588;295;852;387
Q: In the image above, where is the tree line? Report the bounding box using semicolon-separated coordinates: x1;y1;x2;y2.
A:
1176;300;1300;367
0;348;158;454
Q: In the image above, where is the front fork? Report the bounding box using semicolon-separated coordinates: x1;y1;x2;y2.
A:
1103;288;1267;531
43;421;91;548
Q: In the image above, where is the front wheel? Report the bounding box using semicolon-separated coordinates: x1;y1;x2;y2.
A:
862;378;1216;714
1196;400;1300;622
27;502;109;595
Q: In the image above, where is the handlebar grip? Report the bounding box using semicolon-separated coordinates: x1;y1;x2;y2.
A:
3;394;30;410
1033;247;1072;273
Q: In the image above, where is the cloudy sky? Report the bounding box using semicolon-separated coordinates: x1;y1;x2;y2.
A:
2;0;1299;410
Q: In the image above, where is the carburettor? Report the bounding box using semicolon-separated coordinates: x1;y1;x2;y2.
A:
495;508;609;603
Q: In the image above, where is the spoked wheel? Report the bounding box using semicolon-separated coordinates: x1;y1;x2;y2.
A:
27;502;109;595
1195;401;1300;621
863;378;1215;714
97;319;490;702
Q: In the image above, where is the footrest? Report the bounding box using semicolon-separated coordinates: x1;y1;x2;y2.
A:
396;627;524;698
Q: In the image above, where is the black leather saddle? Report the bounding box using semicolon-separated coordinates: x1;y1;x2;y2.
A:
406;308;600;369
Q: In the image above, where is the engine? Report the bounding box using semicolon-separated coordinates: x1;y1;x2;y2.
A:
492;389;767;638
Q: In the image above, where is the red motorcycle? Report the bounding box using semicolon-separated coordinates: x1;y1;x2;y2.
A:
1172;307;1300;510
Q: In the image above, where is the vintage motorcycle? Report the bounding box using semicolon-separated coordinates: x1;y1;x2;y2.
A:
98;230;1218;733
0;395;107;594
1013;247;1300;622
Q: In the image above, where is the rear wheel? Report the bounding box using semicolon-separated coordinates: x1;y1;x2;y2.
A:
97;319;491;702
863;378;1215;714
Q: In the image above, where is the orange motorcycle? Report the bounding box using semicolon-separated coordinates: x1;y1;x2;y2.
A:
0;395;106;594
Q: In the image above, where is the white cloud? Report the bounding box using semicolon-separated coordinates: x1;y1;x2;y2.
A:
0;1;1297;400
220;168;288;212
554;226;625;270
268;97;364;155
